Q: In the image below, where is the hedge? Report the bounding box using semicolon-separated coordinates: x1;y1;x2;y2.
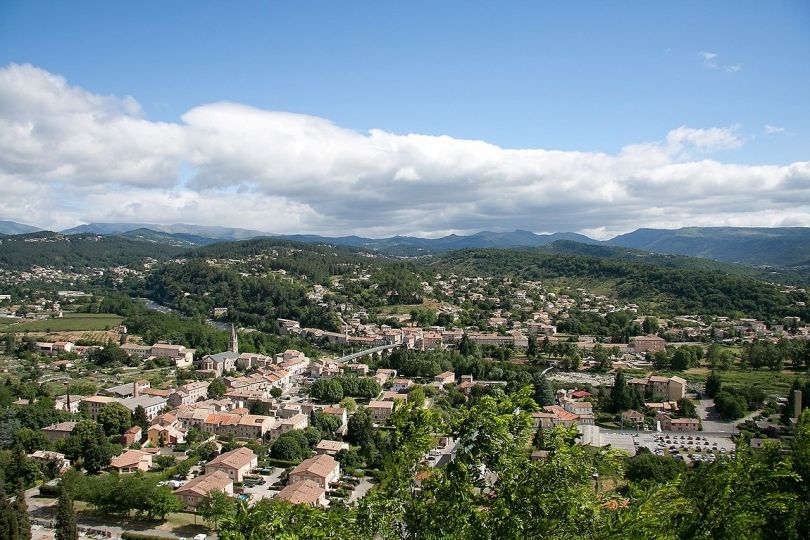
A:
121;533;172;540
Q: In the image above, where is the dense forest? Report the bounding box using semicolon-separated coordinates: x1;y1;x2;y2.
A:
0;232;184;270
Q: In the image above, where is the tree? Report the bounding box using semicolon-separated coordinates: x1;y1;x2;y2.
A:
714;390;747;420
55;489;77;540
144;486;181;520
59;421;115;474
13;427;49;453
642;317;659;334
625;448;685;484
310;378;344;403
346;407;374;447
527;334;538;359
408;385;426;408
609;370;631;413
14;487;30;540
310;411;340;436
197;491;235;530
270;433;309;461
270;387;282;399
340;397;357;412
97;402;132;436
0;489;20;540
207;378;226;399
132;405;148;433
532;374;555;407
705;371;722;398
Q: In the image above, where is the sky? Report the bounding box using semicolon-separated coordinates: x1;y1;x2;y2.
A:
0;0;808;239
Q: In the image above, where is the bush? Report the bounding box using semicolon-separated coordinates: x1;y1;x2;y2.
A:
122;533;170;540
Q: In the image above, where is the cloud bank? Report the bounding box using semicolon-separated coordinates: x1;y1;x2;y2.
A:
0;63;808;239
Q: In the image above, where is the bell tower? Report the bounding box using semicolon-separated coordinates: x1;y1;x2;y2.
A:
229;323;239;354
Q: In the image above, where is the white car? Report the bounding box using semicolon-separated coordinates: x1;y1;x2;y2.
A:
194;535;207;540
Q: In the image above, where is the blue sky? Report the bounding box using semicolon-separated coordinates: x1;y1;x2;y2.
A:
0;1;808;236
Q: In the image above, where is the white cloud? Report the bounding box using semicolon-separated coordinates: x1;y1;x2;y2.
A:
698;51;742;73
0;63;808;238
765;124;785;134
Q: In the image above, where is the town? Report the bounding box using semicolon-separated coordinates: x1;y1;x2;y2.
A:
1;234;808;539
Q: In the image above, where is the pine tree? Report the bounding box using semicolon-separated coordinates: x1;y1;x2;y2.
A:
55;490;77;540
705;371;722;398
610;370;630;413
0;488;20;540
14;488;30;540
533;374;555;407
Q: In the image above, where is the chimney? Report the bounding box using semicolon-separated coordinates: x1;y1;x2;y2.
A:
795;390;803;422
133;380;139;398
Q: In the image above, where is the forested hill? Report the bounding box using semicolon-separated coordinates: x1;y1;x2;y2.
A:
0;232;185;270
533;240;810;286
428;248;809;320
607;226;810;268
181;237;390;284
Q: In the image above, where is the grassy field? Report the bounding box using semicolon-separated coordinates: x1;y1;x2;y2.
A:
681;367;808;396
0;312;123;332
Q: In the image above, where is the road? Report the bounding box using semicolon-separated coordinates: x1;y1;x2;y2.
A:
695;399;760;433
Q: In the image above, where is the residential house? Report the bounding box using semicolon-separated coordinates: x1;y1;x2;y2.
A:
41;421;77;442
630;335;666;353
175;471;234;511
120;395;167;421
368;400;395;423
109;449;152;473
122;426;143;446
82;396;117;421
288;455;340;489
276;479;327;507
434;371;455;385
205;447;257;482
315;439;349;456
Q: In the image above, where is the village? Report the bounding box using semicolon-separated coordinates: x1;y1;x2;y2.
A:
1;250;809;538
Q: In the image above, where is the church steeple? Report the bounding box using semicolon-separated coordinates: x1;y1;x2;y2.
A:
229;323;238;354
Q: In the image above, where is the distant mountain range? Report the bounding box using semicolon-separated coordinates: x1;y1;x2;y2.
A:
1;219;808;269
277;230;598;256
608;227;810;268
0;220;42;235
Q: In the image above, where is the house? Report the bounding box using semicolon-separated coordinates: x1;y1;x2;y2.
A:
237;414;276;440
434;371;455;385
563;400;593;416
41;421;77;442
205;447;257;482
656;413;699;432
147;423;186;446
288;455;340;489
82;396;117;421
276;479;327;507
391;379;413;393
368;400;395;423
29;450;70;473
175;471;234;511
621;410;645;426
122;426;143;446
169;381;211;407
150;343;195;368
109;449;152;473
120;395;167;421
630;335;666;353
315;439;349;456
628;375;687;401
104;380;150;399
